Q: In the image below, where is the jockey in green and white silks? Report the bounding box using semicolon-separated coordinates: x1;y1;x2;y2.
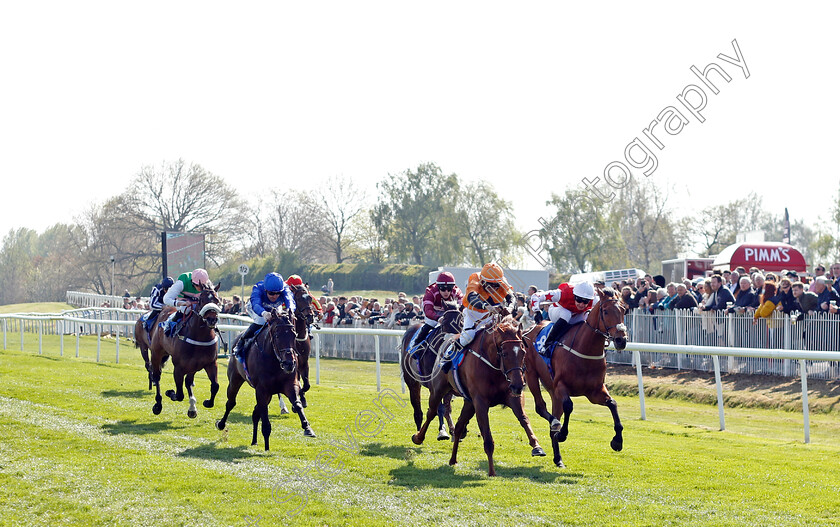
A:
161;268;211;335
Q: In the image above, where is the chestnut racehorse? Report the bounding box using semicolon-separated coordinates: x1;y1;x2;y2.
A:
215;308;315;450
148;284;223;418
399;303;461;441
413;314;545;476
523;287;628;468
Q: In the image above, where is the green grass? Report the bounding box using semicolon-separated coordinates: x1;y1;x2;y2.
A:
1;335;840;526
0;302;75;314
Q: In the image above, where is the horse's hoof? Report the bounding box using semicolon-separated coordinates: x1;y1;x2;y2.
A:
215;420;225;430
202;400;213;408
532;446;546;457
411;434;424;445
303;427;316;438
251;440;258;446
300;397;307;409
152;403;162;415
558;430;568;443
187;410;197;419
437;430;450;441
448;458;457;466
550;418;562;432
610;438;623;452
555;459;566;469
280;407;290;415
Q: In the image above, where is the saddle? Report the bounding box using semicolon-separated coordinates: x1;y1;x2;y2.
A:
408;326;441;359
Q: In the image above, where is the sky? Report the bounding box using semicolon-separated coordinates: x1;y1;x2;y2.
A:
1;2;838;267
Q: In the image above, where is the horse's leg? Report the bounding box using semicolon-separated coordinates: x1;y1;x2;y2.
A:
587;385;624;452
551;430;565;469
251;403;261;447
215;363;244;431
508;392;545;457
185;372;198;419
411;382;447;445
284;380;316;437
202;361;219;409
443;392;457;437
448;400;475;468
298;349;310;408
278;396;289;414
150;350;164;415
436;401;450;441
165;364;186;402
525;349;558;429
472;398;496;477
254;388;272;451
551;382;573;442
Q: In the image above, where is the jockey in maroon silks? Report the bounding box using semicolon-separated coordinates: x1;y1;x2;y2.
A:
413;271;464;345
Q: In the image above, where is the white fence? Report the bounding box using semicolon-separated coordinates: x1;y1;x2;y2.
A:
619;309;840;380
66;290;148;309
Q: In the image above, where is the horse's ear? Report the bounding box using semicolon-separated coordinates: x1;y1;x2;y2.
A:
214;282;221;293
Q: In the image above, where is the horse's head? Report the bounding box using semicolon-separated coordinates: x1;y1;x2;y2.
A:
492;316;527;396
197;283;223;329
290;285;314;326
268;308;297;374
591;287;627;350
438;302;463;334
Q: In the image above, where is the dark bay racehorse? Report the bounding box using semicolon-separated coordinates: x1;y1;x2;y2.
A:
290;285;315;408
149;284;223;418
523;287;628;468
400;304;461;441
135;312;161;390
215;308;315;450
414;314;545;476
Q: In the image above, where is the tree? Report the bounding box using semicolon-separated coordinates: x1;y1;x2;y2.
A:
262;189;331;263
0;228;37;305
681;192;775;257
540;189;625;273
120;159;247;264
611;177;678;274
371;163;459;265
315;179;365;263
455;181;520;266
350;209;387;264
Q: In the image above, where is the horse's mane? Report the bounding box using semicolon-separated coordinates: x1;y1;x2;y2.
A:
600;286;616;298
496;315;519;333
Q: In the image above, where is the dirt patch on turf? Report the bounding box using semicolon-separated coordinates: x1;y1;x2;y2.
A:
605;364;840;414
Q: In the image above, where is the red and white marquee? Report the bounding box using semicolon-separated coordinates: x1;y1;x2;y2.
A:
712;242;807;272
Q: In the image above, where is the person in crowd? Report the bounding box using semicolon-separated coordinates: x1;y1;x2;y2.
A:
620;286;636;309
751;274;765;308
810;276;840;313
753;282;779;320
412;271;464;346
395;302;417;326
729;276;756;315
232;272;296;359
791;281;818;322
440;263;513;372
775;278;797;315
161;268;212;336
673;283;698;310
367;301;383;325
706;274;736;311
814;264;826;278
144;276;174;331
663;283;678;310
323;302;338;325
726;270;740;294
123;289;131;299
229;295;243;315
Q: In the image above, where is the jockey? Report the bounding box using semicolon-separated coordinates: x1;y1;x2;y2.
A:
145;276;174;331
440;263;513;372
413;271;464;346
286;274;323;314
535;281;595;351
233;272;296;359
161;268;212;335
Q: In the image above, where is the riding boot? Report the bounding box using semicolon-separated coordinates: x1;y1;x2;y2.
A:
162;311;179;336
410;324;434;356
233;323;261;359
440;341;463;374
543;318;570;353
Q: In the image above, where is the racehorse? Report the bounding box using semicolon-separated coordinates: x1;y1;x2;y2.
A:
148;284;223;418
523;287;628;468
135;311;162;390
290;285;315;408
215;308;315;450
413;314;545;477
400;303;461;441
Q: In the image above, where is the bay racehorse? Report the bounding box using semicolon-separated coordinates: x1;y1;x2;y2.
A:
414;314;545;476
523;287;628;468
148;283;222;418
215;308;315;450
400;303;461;441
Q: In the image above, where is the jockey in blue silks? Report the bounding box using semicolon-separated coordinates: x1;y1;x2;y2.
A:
144;276;174;331
232;272;296;359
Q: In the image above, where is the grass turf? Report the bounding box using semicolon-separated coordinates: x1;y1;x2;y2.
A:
1;335;839;526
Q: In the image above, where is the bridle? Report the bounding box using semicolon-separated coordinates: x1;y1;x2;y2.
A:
470;319;526;385
584;297;626;346
267;313;297;369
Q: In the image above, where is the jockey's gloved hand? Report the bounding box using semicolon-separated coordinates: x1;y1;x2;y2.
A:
263;311;273;322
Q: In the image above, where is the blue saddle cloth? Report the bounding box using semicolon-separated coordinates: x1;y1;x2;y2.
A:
535;323;556;356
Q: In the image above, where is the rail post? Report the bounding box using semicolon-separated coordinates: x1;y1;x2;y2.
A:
800;359;810;444
713;354;725;431
375;334;381;392
634;349;646;420
315;333;320;385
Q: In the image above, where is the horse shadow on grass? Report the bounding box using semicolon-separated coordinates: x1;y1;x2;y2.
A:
101;419;185;436
177;442;257;462
389;460;581;487
360;442;422;461
101;389;148;399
